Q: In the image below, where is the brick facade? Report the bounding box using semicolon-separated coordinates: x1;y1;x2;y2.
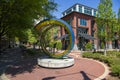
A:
61;11;97;50
60;3;120;50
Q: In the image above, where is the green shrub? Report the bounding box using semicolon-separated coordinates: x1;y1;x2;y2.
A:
49;41;54;48
101;56;113;65
101;42;105;49
56;40;62;50
111;65;120;77
85;42;92;50
91;53;101;60
111;58;120;65
83;52;113;65
117;54;120;58
107;51;120;57
82;52;93;58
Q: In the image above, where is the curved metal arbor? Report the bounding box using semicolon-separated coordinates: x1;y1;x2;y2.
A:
35;19;74;58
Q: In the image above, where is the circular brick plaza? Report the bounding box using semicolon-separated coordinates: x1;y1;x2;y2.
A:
5;57;108;80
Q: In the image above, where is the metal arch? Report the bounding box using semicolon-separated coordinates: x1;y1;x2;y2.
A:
35;18;75;58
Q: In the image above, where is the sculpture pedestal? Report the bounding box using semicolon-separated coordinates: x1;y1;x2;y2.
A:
37;57;74;68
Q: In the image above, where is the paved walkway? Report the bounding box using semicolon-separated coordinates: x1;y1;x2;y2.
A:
0;48;23;80
0;48;109;80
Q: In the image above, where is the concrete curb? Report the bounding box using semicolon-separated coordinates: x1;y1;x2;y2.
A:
94;60;109;80
1;74;9;80
82;58;109;80
0;66;10;80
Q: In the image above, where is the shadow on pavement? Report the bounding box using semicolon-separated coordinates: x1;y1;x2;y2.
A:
42;71;106;80
42;71;92;80
42;77;56;80
5;59;37;76
0;48;40;76
80;71;91;80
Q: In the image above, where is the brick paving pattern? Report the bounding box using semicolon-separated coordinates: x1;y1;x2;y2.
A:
5;52;106;80
0;48;107;80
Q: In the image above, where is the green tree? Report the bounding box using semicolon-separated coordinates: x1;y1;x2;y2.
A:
27;29;37;44
0;0;57;49
118;8;120;23
117;8;120;40
85;42;92;50
43;26;59;51
26;29;38;49
101;42;105;49
96;0;116;55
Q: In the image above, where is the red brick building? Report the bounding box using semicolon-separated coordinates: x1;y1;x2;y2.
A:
60;3;98;50
59;3;120;50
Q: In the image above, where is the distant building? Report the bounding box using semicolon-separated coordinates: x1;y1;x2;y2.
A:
60;3;120;50
60;3;97;50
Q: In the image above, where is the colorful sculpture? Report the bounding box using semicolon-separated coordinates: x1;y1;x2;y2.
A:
35;19;75;58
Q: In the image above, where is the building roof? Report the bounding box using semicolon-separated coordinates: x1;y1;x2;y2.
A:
62;3;97;14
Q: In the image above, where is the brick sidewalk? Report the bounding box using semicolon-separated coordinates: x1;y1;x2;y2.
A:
5;58;106;80
0;49;108;80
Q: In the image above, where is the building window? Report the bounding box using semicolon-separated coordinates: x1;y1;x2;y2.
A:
66;9;72;15
84;7;92;15
80;19;87;26
73;6;76;11
63;13;65;16
66;18;72;25
79;6;82;13
94;10;96;16
66;20;71;25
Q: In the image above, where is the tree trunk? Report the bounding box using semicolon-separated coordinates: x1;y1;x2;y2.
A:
8;36;11;48
39;45;40;49
0;36;2;54
33;43;36;49
104;41;107;56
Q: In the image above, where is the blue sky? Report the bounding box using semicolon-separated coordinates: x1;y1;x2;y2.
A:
52;0;120;18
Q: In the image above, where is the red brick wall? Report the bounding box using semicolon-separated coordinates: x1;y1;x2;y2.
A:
61;12;97;48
